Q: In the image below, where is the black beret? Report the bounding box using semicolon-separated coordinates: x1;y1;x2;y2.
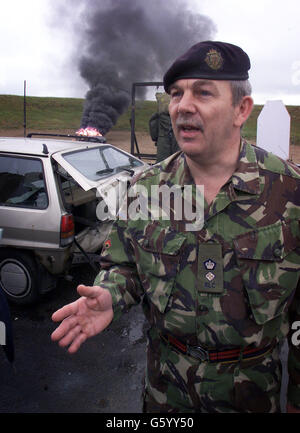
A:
163;41;251;93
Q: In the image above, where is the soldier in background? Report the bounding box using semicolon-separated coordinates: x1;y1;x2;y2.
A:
51;41;300;413
149;92;179;163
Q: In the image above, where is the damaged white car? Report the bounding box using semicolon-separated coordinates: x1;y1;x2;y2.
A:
0;134;147;304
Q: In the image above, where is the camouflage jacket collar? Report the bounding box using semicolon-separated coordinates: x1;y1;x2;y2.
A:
178;140;260;195
231;140;261;195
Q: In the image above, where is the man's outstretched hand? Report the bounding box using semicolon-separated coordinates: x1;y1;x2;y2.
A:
51;284;113;354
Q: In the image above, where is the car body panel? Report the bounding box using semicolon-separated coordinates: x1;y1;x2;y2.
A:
0;136;148;281
0;154;61;250
51;143;146;193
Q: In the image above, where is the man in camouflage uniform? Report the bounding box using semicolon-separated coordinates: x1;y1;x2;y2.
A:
149;92;180;162
52;41;300;413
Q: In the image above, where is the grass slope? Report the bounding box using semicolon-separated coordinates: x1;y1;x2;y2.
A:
0;95;299;144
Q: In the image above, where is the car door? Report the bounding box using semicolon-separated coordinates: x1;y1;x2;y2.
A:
0;154;61;249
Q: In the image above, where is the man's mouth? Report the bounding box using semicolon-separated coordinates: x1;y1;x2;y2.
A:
179;125;201;131
176;123;204;135
176;117;204;134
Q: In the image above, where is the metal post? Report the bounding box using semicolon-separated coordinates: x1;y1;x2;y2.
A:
130;83;136;155
23;80;27;137
130;82;164;159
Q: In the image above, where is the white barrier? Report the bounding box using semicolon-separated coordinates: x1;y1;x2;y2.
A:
257;100;291;160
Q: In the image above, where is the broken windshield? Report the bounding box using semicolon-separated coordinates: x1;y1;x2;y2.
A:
61;146;143;181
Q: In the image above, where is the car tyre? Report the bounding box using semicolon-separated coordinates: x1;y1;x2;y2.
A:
0;249;39;305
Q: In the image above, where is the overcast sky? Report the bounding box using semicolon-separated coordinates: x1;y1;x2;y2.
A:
0;0;299;105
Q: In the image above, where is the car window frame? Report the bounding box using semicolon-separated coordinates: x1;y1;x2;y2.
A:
0;153;49;210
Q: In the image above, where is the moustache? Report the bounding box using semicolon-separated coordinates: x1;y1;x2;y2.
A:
175;115;204;133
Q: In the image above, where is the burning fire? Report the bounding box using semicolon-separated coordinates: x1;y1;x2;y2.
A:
76;127;103;137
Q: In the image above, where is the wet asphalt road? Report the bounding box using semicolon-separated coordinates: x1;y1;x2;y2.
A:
0;265;148;413
0;263;289;413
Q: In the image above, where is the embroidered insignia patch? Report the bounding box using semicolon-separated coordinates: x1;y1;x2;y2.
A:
205;272;215;282
204;259;216;270
198;244;224;294
204;48;224;70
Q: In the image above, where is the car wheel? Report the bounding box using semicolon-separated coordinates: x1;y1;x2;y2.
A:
0;250;39;304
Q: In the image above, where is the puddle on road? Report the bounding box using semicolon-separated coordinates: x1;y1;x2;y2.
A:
128;314;147;345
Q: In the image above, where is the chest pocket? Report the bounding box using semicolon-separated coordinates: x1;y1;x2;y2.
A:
134;225;186;313
234;220;300;325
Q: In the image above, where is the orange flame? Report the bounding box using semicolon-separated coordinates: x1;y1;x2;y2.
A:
76;127;103;137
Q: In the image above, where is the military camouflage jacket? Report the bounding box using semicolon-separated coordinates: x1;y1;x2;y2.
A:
95;141;300;407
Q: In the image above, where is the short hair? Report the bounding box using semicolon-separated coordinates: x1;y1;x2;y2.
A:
230;80;252;106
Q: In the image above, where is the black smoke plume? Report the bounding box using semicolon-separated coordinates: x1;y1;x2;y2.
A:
54;0;216;135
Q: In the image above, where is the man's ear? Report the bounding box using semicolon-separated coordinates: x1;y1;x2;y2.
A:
234;96;254;128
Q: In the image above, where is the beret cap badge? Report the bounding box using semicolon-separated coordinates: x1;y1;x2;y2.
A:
204;48;224;70
163;41;251;92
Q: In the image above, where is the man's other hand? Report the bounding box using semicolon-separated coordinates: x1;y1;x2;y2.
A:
51;285;113;353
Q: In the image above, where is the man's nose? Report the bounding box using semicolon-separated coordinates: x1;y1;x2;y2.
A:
177;92;197;114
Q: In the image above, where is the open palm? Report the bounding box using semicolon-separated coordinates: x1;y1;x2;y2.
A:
51;284;113;353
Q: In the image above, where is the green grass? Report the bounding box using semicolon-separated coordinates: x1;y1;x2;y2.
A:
0;94;299;145
0;95;84;130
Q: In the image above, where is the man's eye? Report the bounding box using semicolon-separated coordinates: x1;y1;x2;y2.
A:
200;90;212;96
170;91;181;98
